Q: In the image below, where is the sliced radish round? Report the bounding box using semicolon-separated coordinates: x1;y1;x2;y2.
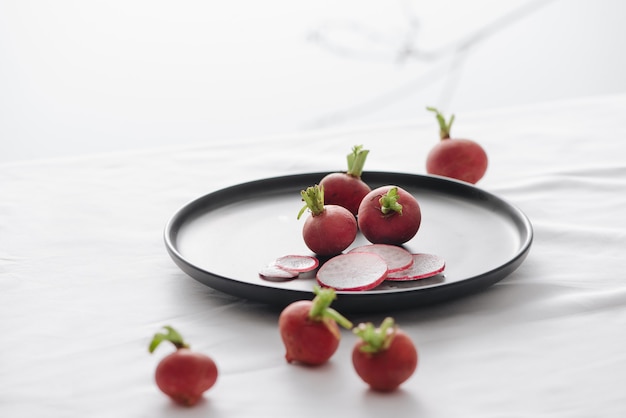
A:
348;244;414;273
275;255;319;273
386;253;446;281
316;252;388;291
258;263;299;281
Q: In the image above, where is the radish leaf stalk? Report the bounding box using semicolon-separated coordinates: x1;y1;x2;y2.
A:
298;184;325;219
308;286;353;330
353;317;397;353
379;187;403;215
346;145;370;177
426;106;454;140
149;325;189;352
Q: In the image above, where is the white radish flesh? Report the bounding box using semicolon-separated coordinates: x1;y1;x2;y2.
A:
316;252;388;291
348;244;414;273
275;255;319;272
258;264;299;281
386;253;446;281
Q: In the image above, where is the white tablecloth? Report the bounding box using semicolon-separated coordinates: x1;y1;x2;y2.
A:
2;94;626;417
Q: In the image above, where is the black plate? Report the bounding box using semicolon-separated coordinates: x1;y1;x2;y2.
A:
164;172;533;312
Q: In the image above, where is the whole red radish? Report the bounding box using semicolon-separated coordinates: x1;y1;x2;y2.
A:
149;326;218;406
320;145;372;216
279;286;353;365
357;185;421;245
425;106;488;184
298;184;357;256
352;317;417;392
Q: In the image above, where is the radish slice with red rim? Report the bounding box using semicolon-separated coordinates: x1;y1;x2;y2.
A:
316;252;388;291
275;255;319;272
258;264;299;281
348;244;414;273
386;253;446;281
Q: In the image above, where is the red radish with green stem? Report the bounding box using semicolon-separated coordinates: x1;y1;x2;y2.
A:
149;326;218;406
320;145;372;216
425;106;488;184
298;184;357;256
357;185;421;245
278;286;353;365
352;317;418;392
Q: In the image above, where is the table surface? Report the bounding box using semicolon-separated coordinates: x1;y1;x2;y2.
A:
2;93;626;417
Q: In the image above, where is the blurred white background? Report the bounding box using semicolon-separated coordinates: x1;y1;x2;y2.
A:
2;0;626;162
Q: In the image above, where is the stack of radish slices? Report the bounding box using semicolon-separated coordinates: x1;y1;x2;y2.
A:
259;244;445;291
258;255;320;281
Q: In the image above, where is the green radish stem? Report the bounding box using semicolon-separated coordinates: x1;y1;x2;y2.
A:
149;325;190;352
379;187;403;215
346;145;370;177
297;184;325;220
308;286;353;330
353;317;397;353
426;106;455;140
